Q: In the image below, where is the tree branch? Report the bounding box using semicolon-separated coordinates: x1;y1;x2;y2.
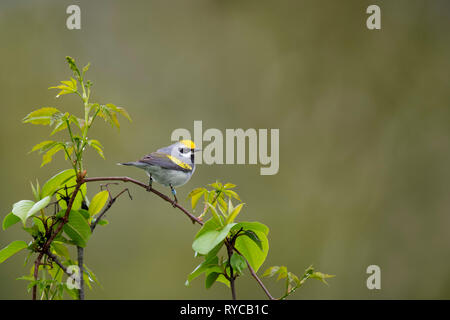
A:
39;175;273;301
83;176;204;225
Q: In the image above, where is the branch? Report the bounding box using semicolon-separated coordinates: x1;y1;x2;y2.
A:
83;176;204;225
32;179;83;300
90;187;132;232
46;250;69;275
233;248;275;300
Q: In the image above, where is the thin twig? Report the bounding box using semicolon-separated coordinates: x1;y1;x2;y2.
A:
83;176;204;225
233;248;275;300
90;187;132;232
46;250;69;275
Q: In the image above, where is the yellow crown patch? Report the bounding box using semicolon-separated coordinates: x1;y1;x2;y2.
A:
180;140;196;149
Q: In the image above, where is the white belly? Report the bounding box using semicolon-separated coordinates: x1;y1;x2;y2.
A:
146;167;192;187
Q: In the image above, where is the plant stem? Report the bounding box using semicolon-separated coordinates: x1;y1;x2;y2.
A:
226;241;236;300
77;246;84;300
32;180;82;300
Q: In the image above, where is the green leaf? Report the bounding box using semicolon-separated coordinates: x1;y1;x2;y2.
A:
206;203;222;226
78;209;90;220
82;63;90;75
192;223;236;255
234;229;269;272
232;221;269;236
242;230;263;250
205;272;220;289
63;211;91;247
27;196;51;219
30;180;41;201
224;183;236;189
310;271;335;285
263;266;280;278
225;203;244;224
51;241;70;259
188;188;205;210
97;219;109;226
88;139;105;159
12;200;35;225
32;217;45;234
276;266;288;280
0;240;28;264
50;118;68;136
41;143;64;167
66;56;81;79
41;169;76;198
89;190;109;217
23;107;60;125
29;140;55;154
2;212;21;230
224;189;241;201
230;253;247;274
56;175;87;211
186;255;219;286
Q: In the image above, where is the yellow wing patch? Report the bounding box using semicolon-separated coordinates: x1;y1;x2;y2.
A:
180;140;196;149
166;155;192;170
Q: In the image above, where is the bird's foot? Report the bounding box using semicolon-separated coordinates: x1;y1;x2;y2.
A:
172;195;178;207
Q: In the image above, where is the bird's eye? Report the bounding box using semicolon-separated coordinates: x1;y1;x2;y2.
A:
179;148;185;154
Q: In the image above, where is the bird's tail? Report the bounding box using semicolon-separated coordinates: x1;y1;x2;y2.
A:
117;161;147;168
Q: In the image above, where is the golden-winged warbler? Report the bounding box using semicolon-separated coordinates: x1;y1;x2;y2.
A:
118;140;200;203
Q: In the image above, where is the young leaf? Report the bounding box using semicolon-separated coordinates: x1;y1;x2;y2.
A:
310;271;335;285
263;266;280;278
0;240;28;264
230;253;247;274
188;188;205;210
23;107;60;125
225;203;244;224
32;217;45;234
88;139;105;159
223;189;241;201
89;190;109;217
29;141;55;154
41;143;64;167
97;219;109;226
27;196;51;219
66;56;81;79
12;200;35;225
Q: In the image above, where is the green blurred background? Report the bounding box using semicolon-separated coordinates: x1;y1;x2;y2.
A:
1;0;449;299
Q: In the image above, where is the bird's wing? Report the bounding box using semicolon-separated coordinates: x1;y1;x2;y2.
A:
137;152;192;172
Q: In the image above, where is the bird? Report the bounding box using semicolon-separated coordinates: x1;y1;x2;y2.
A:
118;140;200;204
